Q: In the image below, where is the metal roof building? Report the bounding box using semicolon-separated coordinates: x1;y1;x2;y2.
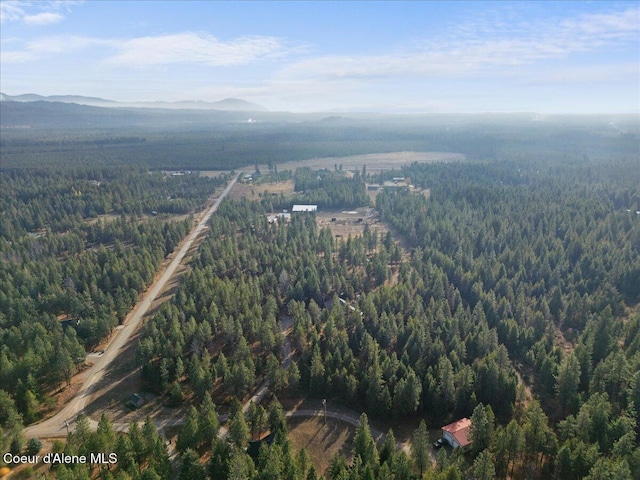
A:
441;418;472;449
292;204;317;212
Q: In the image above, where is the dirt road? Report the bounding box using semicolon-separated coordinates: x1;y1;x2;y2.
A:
23;173;239;440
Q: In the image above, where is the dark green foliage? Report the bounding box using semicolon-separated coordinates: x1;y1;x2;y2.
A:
269;167;369;209
0;167;223;428
178;448;206;480
4;117;637;479
411;420;430;478
26;437;41;456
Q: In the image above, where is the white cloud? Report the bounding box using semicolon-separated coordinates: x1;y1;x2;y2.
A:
2;30;291;66
0;1;25;23
276;6;640;82
0;0;80;25
104;32;288;67
23;12;63;25
1;35;114;62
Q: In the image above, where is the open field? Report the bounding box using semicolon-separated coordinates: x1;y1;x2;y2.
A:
317;207;388;239
199;170;232;178
287;416;355;477
229;178;296;201
258;151;464;173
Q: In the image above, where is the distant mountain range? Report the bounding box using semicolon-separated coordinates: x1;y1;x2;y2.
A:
0;93;267;112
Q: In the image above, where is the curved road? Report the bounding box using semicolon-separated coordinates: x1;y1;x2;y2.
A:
24;173;240;439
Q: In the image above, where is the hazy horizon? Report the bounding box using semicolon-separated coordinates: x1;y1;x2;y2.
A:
1;1;638;114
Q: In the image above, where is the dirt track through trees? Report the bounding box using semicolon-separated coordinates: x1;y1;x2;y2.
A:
23;174;240;440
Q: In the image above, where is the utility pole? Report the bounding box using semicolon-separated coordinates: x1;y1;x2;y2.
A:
322;399;327;426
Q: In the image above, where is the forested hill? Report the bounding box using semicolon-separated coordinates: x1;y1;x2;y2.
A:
0;100;257;129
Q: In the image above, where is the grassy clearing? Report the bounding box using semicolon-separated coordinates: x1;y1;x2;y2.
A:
258;151;464;174
229;179;296;201
288;416;355;477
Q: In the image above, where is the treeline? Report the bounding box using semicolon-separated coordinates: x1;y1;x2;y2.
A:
5;114;635;170
137;158;639;478
1;136;146;147
4;397;322;480
0;167;223;449
1;168;226;237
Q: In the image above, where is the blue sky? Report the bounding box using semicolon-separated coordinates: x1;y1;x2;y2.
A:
1;1;638;113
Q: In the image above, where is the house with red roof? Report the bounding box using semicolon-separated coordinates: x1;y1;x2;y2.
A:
441;418;472;449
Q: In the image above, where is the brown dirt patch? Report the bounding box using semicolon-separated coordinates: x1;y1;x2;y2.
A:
85;213;121;225
288;416;354;477
81;260;193;426
317;207;387;240
200;170;232;178
230;179;296;201
257;151;464;173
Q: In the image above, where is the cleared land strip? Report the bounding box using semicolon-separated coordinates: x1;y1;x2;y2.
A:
23;173;240;440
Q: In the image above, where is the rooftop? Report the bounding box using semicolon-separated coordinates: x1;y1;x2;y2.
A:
292;204;317;212
442;418;472;448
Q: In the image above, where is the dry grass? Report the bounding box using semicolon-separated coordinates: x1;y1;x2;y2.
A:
259;151;464;173
230;179;296;201
288;416;355;476
317;208;387;240
200;170;232;178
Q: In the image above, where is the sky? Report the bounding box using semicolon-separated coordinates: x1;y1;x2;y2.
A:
1;0;639;113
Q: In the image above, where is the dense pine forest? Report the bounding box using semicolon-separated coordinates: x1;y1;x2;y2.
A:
131;158;639;479
0;168;225;448
0;115;639;479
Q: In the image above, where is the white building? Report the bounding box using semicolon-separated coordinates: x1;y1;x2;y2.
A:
441;418;472;449
292;205;317;212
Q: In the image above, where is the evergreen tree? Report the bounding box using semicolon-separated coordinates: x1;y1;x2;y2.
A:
353;413;379;469
178;448;206;480
412;419;430;478
556;352;582;414
472;449;496;480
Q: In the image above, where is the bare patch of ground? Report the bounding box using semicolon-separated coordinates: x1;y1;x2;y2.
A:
288;416;355;476
258;151;463;174
85;213;121;225
200;170;232;178
317;207;387;240
230;179;296;201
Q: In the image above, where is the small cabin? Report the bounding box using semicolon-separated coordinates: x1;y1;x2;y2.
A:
441;418;472;449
